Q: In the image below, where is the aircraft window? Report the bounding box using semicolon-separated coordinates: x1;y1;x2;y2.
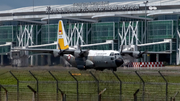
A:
110;54;114;56
111;58;114;60
115;53;120;55
110;52;114;56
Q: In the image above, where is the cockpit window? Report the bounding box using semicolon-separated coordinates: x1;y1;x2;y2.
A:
110;52;114;56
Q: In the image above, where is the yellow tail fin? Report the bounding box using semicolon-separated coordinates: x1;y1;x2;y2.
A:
57;20;69;50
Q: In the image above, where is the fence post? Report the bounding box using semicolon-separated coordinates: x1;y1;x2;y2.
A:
0;85;1;101
99;88;106;101
173;91;179;101
49;71;59;101
0;85;8;101
29;71;39;101
69;71;78;101
9;71;19;101
112;71;122;101
27;85;36;101
158;71;168;101
58;88;66;101
89;71;99;101
170;97;172;101
134;89;139;101
135;71;145;101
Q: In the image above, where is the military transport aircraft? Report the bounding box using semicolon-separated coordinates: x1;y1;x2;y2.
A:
12;20;145;71
120;45;147;59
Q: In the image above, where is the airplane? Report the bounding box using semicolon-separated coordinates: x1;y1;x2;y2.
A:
120;45;147;67
12;20;145;71
120;45;147;59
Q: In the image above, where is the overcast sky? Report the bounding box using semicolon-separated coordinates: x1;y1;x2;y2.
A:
0;0;140;11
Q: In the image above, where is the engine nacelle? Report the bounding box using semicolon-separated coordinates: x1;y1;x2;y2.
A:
132;51;143;58
74;50;81;57
132;52;139;58
77;65;85;69
85;60;94;67
53;50;59;57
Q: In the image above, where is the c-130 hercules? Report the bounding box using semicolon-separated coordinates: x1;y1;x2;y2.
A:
12;20;146;71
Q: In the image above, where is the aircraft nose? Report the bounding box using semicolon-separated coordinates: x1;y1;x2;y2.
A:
115;58;124;67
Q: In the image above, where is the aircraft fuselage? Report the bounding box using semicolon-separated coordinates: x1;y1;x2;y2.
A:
63;50;124;70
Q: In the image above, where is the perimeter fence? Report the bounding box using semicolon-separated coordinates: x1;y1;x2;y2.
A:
0;69;180;101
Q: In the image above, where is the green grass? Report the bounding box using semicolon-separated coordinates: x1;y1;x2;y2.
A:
0;68;180;101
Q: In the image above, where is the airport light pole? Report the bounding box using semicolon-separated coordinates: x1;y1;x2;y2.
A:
143;1;148;43
48;10;50;43
33;0;34;12
143;1;148;62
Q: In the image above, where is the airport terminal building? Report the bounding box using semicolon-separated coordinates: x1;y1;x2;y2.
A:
0;0;179;66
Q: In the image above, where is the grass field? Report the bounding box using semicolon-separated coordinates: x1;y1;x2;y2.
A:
0;67;180;101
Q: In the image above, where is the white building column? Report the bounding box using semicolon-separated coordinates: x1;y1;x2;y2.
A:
1;55;3;66
47;55;51;66
178;49;180;65
30;56;33;66
147;54;150;62
170;54;172;65
41;55;44;66
35;55;38;66
156;54;159;62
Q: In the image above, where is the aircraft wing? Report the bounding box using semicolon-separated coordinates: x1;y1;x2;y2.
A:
11;48;75;57
12;48;55;53
121;51;134;54
121;50;148;58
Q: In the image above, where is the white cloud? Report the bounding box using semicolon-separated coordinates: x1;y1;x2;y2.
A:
0;5;13;11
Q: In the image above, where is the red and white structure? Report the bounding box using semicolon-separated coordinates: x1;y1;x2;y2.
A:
132;62;164;68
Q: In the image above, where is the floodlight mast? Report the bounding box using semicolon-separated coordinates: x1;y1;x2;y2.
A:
142;1;148;62
143;1;148;44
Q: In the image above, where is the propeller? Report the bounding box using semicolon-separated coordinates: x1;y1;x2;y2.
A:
120;45;124;56
120;45;148;59
137;50;148;58
77;44;89;57
57;43;64;56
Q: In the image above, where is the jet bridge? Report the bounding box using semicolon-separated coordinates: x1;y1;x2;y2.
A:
0;42;12;66
137;39;172;54
137;39;172;64
121;39;172;65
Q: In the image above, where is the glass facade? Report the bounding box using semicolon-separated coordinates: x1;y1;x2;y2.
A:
0;26;13;44
41;24;58;44
65;23;91;45
0;46;11;54
83;44;112;50
141;43;170;52
91;22;114;43
145;20;178;58
0;26;13;54
118;21;144;45
147;20;174;43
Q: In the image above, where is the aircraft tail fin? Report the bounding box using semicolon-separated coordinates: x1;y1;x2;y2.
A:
57;20;69;50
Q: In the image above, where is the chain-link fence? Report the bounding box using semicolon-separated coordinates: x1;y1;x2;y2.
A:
0;69;180;101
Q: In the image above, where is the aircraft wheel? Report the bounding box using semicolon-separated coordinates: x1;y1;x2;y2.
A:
100;69;104;71
113;68;117;71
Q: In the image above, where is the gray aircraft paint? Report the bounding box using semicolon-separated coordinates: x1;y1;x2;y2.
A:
63;50;122;70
